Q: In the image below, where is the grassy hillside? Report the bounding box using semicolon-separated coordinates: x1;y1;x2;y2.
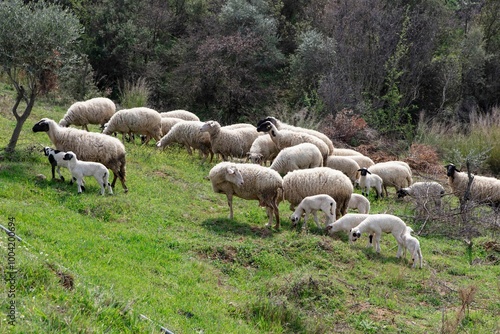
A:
0;92;499;333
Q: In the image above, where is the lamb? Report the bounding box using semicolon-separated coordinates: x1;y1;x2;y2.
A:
160;109;200;121
200;120;259;161
282;167;353;217
368;162;412;197
43;147;71;182
325;213;370;244
103;107;162;145
400;226;423;268
59;97;115;131
325;155;360;184
208;162;283;228
357;167;384;199
445;163;500;208
33;118;128;192
348;193;371;214
246;135;279;166
63;152;113;195
256;121;329;163
333;148;363;156
290;194;336;230
397;181;445;208
257;116;335;155
269;143;323;175
156;121;213;162
350;214;407;257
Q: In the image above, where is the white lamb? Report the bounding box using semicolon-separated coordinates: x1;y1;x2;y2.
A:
350;214;408;257
348;193;371;214
357;167;383;199
270;143;323;175
325;213;370;244
59;97;116;131
290;194;336;230
63;152;113;195
400;226;423;268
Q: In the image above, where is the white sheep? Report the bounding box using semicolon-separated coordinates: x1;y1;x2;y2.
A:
283;167;353;218
208;162;283;228
246;135;279;166
256;121;329;163
103;107;162;145
160;117;185;136
33;118;128;192
357;168;383;199
156;121;213;162
325;213;370;244
350;214;407;257
63;152;113;195
257;116;335;155
160;109;200;121
290;194;337;230
345;155;375;169
368;162;413;197
200;120;259;161
348;193;371;214
59;97;116;131
325;156;360;184
400;226;423;268
270;143;323;175
445;163;500;208
333;148;363;156
43;147;70;182
397;181;445;209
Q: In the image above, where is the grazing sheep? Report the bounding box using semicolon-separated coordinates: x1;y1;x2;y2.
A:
43;147;70;182
200;120;259;161
348;193;371;214
397;181;445;208
357;168;383;199
350;214;407;257
283;167;353;217
33;118;128;192
103;107;162;145
290;194;337;230
333;148;363;156
156;121;213;162
325;213;370;244
256;121;329;163
346;155;375;169
208;162;283;228
445;163;500;208
160;117;185;136
368;162;412;197
246;135;279;166
223;123;257;130
63;152;113;195
257;116;335;155
59;97;116;131
270;143;323;175
325;156;360;184
400;226;423;268
160;109;200;121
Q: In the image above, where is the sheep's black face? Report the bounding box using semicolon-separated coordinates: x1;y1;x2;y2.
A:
32;119;50;133
256;117;277;128
256;121;272;133
396;189;407;198
351;231;361;241
63;153;74;161
445;164;457;177
357;168;370;176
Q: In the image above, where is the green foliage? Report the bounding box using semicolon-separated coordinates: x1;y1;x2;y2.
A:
119;77;151;109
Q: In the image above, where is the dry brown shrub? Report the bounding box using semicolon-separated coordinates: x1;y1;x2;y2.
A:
320;109;367;144
405;143;442;175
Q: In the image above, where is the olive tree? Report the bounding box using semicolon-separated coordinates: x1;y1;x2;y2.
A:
0;0;82;154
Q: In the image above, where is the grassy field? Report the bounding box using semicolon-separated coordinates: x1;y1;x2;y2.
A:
0;92;499;333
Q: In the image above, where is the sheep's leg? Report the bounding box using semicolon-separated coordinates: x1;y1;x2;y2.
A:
302;211;310;230
373;234;381;253
265;206;274;228
273;202;280;229
76;177;84;194
312;210;322;229
56;166;65;182
226;193;234;219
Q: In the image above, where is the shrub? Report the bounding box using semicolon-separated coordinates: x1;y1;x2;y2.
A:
320;109;367;145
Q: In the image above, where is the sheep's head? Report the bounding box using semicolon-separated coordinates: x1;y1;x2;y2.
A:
200;120;219;133
396;188;409;198
290;213;301;226
445;163;459;178
32;118;52;133
256;121;273;133
63;152;75;162
256;116;278;128
59;119;69;127
224;165;243;186
43;147;52;156
350;228;361;242
247;152;263;165
357;168;371;176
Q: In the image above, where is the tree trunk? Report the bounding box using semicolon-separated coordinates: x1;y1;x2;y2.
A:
5;88;36;154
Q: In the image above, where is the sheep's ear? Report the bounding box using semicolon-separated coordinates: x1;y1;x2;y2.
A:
227;167;235;175
366;170;371;174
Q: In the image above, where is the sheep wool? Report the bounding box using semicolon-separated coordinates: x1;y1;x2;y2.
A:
33;118;128;192
283;167;353;217
209;162;283;228
325;155;360;183
160;117;185;136
348;193;371;214
290;194;337;230
246;135;279;166
59;97;116;131
63;152;113;195
397;181;445;208
103;107;162;145
270;142;323;175
160;109;200;121
368;161;412;197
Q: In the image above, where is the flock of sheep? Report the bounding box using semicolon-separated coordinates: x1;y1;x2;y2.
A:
32;97;500;269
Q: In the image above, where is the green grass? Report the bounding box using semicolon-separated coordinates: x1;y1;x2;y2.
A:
0;93;499;333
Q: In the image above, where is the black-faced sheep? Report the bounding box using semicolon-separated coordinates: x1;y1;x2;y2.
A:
59;97;116;131
357;167;383;199
290;194;337;230
33;118;128;192
282;167;353;218
103;107;162;145
43;147;70;182
208;162;283;229
63;152;113;195
257;116;335;155
270;143;323;175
